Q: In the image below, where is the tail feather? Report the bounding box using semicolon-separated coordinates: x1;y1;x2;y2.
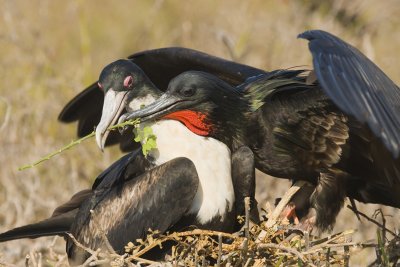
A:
0;209;77;242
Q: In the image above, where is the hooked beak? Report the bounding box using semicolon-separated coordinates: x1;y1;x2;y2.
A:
96;89;129;151
119;93;183;124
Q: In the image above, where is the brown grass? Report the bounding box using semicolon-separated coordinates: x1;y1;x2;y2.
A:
1;0;400;265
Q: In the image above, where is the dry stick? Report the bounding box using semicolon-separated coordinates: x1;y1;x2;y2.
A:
257;243;307;263
18;119;139;171
217;233;223;267
303;242;376;254
266;180;306;227
349;198;361;221
344;245;350;267
131;229;238;259
241;197;250;261
244;197;250;240
325;248;330;267
126;255;157;266
67;233;96;251
346;205;398;237
256;181;306;243
309;230;355;250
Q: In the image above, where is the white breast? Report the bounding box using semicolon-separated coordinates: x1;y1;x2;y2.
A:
140;120;234;224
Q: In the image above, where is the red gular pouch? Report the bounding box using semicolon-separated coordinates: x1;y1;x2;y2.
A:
163;110;212;136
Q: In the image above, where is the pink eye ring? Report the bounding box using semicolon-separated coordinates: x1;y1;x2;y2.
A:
97;82;103;90
124;76;134;88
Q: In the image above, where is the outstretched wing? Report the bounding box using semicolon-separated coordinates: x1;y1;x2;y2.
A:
299;30;400;157
58;47;266;151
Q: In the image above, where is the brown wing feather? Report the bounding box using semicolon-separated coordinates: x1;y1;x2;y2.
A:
273;107;349;173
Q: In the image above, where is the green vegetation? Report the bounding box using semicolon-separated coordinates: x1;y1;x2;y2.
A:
133;125;158;157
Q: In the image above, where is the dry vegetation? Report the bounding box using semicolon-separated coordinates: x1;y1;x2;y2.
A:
1;0;400;266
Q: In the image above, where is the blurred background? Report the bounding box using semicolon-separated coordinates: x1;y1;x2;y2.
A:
0;0;399;265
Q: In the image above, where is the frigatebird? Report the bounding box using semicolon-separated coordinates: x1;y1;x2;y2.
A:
1;149;254;263
120;30;400;231
0;140;257;264
59;47;266;151
0;59;258;264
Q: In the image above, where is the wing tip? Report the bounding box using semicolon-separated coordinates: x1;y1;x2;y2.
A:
297;29;335;41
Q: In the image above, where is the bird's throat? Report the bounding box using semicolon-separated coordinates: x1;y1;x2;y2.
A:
163;110;211;136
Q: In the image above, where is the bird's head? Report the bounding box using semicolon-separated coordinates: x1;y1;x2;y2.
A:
96;59;160;151
119;71;247;147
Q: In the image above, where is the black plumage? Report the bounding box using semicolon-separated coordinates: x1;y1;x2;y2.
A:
122;30;400;230
1;57;260;264
58;47;266;151
299;30;400;157
0;146;257;264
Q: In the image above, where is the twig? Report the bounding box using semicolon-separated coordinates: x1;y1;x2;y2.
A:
258;243;306;263
243;258;252;267
347;205;398;237
325;248;330;267
266;181;306;227
131;229;239;258
202;256;206;267
257;181;306;243
217;233;222;267
344;245;350;267
304;242;376;254
244;197;250;240
67;233;98;257
349;198;361;221
127;255;158;265
18;119;139;170
304;231;310;251
309;230;355;248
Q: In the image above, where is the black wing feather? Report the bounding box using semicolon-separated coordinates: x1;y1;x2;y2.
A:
0;210;77;242
69;157;198;257
299;30;400;157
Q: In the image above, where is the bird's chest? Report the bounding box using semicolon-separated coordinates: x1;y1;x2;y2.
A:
141;120;235;224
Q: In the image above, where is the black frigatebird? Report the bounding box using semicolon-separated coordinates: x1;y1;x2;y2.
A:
58;47;266;152
1;149;254;264
120;30;400;231
0;132;257;264
0;59;258;264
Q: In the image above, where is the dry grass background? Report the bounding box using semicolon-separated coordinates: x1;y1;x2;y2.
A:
0;0;400;265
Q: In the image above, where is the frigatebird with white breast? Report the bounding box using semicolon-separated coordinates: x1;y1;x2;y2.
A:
0;58;259;264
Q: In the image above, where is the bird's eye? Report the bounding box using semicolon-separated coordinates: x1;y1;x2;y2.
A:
97;82;103;90
123;75;134;88
181;86;195;97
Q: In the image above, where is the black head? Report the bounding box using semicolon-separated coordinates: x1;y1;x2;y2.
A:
96;59;160;151
97;59;158;99
121;71;248;148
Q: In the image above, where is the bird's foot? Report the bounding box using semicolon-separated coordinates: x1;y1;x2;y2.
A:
279;202;300;225
296;208;316;233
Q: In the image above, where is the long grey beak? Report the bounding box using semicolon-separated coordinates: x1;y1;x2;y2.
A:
120;94;180;124
95;90;129;151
